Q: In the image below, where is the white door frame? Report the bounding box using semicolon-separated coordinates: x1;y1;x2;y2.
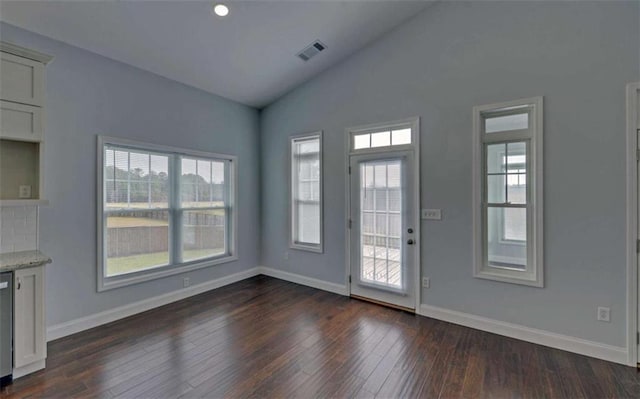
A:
344;117;421;311
626;81;640;366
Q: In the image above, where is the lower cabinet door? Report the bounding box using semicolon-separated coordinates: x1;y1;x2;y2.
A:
14;266;45;368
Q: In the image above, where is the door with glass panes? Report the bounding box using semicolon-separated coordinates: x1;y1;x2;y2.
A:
349;150;417;309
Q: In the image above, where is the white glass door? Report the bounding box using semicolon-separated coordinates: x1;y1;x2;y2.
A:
349;151;417;309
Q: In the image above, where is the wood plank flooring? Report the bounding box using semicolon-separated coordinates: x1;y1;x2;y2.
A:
2;275;640;398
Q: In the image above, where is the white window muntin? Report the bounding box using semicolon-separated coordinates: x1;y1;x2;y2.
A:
492;143;528;244
290;131;323;253
483;139;532;271
473;97;543;287
97;136;237;291
349;118;419;154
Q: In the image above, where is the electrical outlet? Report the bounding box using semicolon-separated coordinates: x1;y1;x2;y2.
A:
284;251;289;260
18;185;31;199
422;277;430;288
183;277;190;288
421;209;442;220
597;307;610;322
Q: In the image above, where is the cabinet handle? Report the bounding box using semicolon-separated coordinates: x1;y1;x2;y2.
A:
17;278;21;290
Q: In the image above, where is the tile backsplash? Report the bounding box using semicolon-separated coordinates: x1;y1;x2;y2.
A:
0;206;38;253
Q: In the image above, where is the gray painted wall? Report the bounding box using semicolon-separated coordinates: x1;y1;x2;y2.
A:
261;1;640;347
0;22;261;327
1;1;638;350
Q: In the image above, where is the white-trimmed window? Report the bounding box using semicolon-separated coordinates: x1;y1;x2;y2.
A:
472;97;543;287
352;128;412;150
290;132;323;252
97;136;237;291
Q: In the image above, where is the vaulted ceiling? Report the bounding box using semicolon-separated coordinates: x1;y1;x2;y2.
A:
0;1;432;108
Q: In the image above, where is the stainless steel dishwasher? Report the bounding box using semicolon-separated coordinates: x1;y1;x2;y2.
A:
0;272;12;387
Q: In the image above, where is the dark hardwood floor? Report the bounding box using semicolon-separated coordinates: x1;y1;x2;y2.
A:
2;275;640;398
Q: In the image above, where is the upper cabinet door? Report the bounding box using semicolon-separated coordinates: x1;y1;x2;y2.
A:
0;52;44;107
0;100;43;141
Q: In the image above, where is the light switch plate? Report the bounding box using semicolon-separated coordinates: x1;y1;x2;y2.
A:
18;185;32;199
421;209;441;220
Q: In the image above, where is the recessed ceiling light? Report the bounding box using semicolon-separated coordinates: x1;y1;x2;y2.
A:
213;4;229;17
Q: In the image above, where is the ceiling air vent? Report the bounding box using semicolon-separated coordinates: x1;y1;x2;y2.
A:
297;40;327;62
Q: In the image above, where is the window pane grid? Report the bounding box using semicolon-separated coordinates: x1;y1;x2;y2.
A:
104;147;169;210
482;124;530;270
360;160;402;289
180;157;226;209
179;157;229;262
352;128;412;150
484;142;529;251
485;141;528;206
102;142;233;281
474;98;541;286
291;134;322;248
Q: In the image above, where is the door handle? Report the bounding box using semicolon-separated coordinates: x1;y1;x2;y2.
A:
16;278;21;290
407;239;415;245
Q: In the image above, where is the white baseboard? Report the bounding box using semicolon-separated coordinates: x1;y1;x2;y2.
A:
45;266;628;367
258;266;348;296
418;304;628;365
47;267;261;341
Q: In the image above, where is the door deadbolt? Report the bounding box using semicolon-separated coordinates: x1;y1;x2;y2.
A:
407;228;414;234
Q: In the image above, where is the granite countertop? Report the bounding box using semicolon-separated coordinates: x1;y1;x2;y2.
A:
0;250;52;272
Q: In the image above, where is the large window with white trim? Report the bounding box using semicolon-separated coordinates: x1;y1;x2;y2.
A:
290;132;323;252
473;97;544;287
98;136;236;291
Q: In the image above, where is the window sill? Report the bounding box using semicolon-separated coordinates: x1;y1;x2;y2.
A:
474;267;543;288
98;254;238;292
290;243;323;254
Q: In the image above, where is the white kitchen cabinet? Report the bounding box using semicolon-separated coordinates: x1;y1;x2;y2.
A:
0;51;44;107
13;265;46;377
0;100;43;142
0;42;52;205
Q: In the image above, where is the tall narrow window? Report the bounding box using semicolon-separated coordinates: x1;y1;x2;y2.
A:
290;132;323;252
473;97;543;287
98;136;237;291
